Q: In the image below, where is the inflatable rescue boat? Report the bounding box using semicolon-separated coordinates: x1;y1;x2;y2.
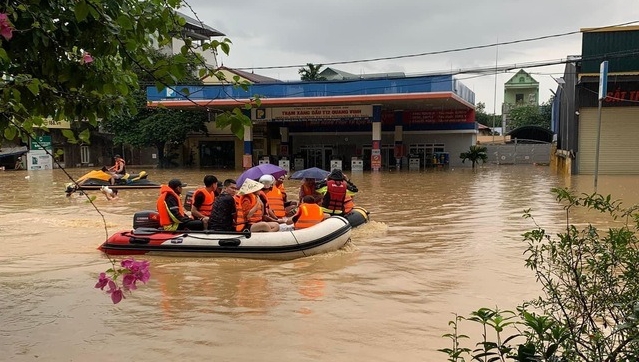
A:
99;216;352;260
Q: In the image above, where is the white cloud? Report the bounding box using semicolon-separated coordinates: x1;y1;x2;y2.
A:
184;0;639;113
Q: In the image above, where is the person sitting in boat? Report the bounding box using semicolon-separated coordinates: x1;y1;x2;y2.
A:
315;169;358;216
235;179;279;232
191;175;218;229
290;195;329;229
208;178;238;232
156;178;204;231
299;178;323;204
259;175;288;223
275;175;298;215
107;154;126;185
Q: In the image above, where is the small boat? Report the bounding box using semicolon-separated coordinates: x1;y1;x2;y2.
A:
65;169;160;195
99;216;352;260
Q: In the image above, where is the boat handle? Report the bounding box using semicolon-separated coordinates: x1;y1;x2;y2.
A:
219;238;241;247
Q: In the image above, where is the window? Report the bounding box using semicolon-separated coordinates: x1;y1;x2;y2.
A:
519;77;525;83
516;93;524;103
80;145;90;164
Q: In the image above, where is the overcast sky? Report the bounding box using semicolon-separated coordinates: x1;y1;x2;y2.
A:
183;0;639;113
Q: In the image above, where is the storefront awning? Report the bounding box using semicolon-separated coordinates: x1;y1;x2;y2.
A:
0;146;28;158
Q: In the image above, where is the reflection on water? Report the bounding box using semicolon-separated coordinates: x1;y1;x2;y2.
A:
1;166;638;361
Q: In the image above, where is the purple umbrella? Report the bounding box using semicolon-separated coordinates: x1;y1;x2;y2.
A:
236;164;287;188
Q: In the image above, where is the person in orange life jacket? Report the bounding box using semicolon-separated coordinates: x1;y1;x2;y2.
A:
191;175;218;229
236;179;279;232
108;154;126;185
208;179;238;231
315;169;358;215
258;174;289;223
156;178;204;231
299;178;323;204
289;195;329;229
275;174;298;215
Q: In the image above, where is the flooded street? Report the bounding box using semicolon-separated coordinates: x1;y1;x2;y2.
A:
1;165;636;361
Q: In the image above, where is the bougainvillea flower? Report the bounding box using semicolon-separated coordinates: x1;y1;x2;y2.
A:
81;52;93;64
121;259;151;284
94;272;111;290
0;13;13;41
110;289;124;304
122;273;138;291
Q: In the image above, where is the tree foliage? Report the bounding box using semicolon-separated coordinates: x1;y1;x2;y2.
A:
0;0;249;145
440;188;639;361
474;102;500;129
459;145;488;169
101;49;209;167
508;101;552;131
299;63;326;81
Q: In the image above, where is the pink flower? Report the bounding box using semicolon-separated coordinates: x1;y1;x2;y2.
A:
94;272;111;290
110;289;124;304
81;52;93;64
121;259;151;284
122;273;138;291
106;280;125;304
0;13;13;41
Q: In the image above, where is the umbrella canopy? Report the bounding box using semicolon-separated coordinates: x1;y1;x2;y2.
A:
236;164;287;188
289;167;331;180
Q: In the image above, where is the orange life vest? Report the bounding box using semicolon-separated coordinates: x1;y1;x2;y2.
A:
109;158;126;174
265;187;286;218
235;194;263;231
344;195;355;214
234;195;246;232
156;185;184;229
294;203;324;229
192;187;215;216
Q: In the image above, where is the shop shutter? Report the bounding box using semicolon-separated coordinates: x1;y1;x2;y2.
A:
578;107;639;174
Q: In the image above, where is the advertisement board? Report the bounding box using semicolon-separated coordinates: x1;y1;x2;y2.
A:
27;150;53;170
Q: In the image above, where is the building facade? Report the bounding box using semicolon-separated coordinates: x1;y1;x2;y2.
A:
555;26;639;175
148;75;477;171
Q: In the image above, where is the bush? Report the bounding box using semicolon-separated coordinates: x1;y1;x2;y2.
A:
440;188;639;361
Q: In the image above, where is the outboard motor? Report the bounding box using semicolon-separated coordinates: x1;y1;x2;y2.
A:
133;210;161;229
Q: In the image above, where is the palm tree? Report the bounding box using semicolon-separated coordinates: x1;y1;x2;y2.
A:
299;63;326;81
460;145;488;169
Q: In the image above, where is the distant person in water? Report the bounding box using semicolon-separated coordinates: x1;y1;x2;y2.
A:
100;186;119;201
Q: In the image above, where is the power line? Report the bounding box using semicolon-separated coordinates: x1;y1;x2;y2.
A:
231;20;639;71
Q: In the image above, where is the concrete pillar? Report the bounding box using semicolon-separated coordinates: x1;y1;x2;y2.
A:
394;110;403;170
371;105;382;172
243;125;253;170
280;127;289;156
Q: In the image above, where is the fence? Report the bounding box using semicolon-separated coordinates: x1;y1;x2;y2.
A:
484;140;551;165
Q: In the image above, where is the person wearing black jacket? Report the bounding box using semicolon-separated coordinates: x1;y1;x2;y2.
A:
208;179;238;231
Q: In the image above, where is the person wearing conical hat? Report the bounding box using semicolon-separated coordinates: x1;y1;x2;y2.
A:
235;179;279;232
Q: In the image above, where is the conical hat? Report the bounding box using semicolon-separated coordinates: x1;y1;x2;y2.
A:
238;179;265;195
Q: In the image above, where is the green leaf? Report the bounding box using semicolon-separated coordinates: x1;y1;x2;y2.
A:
74;1;90;22
117;15;134;30
220;42;230;55
79;129;91;143
62;129;77;143
27;79;40;96
4;126;16;140
0;48;8;63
